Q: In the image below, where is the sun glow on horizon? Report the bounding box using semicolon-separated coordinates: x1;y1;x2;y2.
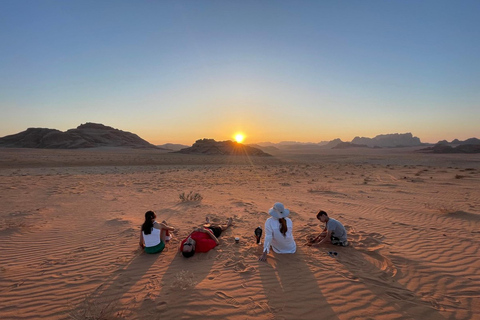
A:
234;133;245;143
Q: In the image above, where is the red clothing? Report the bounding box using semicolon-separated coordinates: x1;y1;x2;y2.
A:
180;231;217;253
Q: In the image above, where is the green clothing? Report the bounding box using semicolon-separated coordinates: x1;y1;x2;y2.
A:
144;241;165;254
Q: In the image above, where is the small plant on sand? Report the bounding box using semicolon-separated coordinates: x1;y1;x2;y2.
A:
170;270;197;290
179;191;203;202
69;294;124;320
308;185;332;193
424;203;456;214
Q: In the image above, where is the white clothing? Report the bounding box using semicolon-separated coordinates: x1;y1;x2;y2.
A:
263;217;296;254
143;227;161;247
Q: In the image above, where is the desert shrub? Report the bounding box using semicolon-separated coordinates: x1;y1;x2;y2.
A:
179;191;203;202
308;185;331;193
69;294;124;320
424;203;456;214
170;270;197;290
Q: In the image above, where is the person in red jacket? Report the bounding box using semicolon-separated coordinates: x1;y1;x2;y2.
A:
180;217;232;258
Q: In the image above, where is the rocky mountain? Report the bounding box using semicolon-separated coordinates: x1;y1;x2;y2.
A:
157;143;190;151
0;123;160;149
176;139;271;156
324;138;344;148
247;144;280;154
420;144;480;154
420;137;480;153
332;142;369;149
255;134;422;149
255;139;343;149
436;138;480;146
351;133;421;148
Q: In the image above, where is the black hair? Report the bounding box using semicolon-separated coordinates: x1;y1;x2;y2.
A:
141;211;156;235
316;210;328;219
279;218;288;237
182;249;195;258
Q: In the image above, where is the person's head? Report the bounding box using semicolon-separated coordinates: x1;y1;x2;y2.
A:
141;211;156;235
316;210;328;223
145;210;156;221
268;202;290;219
181;237;196;258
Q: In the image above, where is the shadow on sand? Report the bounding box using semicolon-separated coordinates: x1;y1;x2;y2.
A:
259;246;339;320
317;243;448;320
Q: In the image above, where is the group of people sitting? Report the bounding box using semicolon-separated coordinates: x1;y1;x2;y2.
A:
139;202;348;260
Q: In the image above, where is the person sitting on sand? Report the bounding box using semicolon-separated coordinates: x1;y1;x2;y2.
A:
259;202;296;262
180;217;233;258
310;210;348;246
139;211;175;254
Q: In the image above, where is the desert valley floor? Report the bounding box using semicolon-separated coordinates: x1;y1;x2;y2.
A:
0;147;479;320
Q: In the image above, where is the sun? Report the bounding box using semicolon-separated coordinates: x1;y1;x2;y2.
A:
234;133;245;143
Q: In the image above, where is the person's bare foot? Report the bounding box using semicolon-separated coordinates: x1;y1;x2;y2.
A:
226;217;233;226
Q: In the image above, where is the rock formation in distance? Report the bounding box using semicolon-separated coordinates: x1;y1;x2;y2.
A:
0;123;160;149
175;139;271;156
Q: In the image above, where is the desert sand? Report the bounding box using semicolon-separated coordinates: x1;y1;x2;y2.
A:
0;147;479;320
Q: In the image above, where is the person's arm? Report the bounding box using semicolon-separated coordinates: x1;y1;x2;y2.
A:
317;230;332;245
309;234;321;244
311;230;327;243
202;228;220;244
259;220;273;261
139;230;145;249
154;222;175;232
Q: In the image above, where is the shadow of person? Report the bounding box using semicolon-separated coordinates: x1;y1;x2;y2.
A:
71;246;162;317
147;241;217;319
321;244;447;320
259;246;339;320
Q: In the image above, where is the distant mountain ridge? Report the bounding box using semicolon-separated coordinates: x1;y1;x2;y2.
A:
351;133;421;148
157;143;190;151
255;133;423;149
0;123;160;149
436;138;480;146
419;137;480;154
176;139;271;156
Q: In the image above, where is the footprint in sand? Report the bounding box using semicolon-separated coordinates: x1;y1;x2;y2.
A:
207;270;220;280
386;290;415;301
215;291;240;307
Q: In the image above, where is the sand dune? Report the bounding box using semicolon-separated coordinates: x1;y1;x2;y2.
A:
0;148;479;319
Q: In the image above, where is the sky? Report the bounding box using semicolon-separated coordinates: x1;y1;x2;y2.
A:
1;0;479;145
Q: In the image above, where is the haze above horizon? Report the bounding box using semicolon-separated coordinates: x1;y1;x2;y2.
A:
1;1;479;145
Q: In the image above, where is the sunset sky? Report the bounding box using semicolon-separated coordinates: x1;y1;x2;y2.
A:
1;1;479;145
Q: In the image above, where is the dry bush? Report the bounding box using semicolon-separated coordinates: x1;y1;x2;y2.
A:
308;185;332;193
69;294;124;320
170;270;197;290
424;203;456;214
179;191;203;202
0;219;28;233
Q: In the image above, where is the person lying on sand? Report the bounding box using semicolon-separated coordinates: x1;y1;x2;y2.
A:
259;202;297;262
139;211;175;254
309;210;348;247
180;217;233;258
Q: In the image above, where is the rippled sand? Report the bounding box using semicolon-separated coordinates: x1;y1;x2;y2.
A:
0;147;479;319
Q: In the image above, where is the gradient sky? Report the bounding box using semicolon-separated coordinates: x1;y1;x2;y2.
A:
1;1;479;145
